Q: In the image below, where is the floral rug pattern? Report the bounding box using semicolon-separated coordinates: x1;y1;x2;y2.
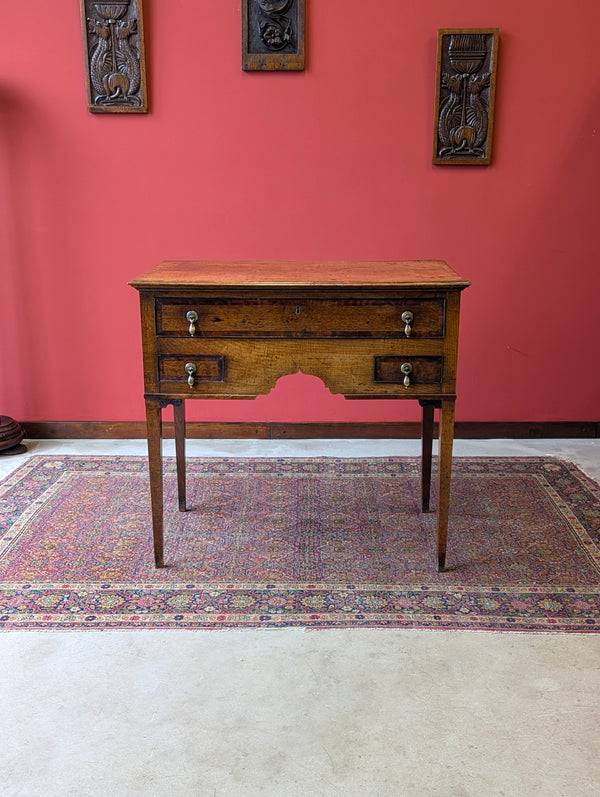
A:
0;456;599;631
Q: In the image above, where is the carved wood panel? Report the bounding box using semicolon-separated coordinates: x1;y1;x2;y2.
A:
80;0;148;113
242;0;306;71
433;29;499;165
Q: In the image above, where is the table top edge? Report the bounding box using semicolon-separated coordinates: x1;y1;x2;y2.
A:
129;260;471;290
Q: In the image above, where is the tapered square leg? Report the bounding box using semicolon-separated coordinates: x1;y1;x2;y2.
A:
436;398;456;572
419;400;438;513
173;399;187;512
145;397;165;568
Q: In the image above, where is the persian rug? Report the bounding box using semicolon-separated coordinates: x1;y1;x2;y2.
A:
0;455;599;632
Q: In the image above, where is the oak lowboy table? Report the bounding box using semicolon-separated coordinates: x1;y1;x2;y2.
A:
130;261;470;572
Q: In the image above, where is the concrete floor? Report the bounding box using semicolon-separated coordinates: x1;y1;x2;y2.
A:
1;438;599;797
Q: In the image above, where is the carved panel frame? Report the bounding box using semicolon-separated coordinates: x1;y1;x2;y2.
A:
433;28;499;165
242;0;306;71
80;0;148;113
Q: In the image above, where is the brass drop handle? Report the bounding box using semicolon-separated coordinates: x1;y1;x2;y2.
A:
400;362;412;388
185;362;197;387
401;311;414;338
186;310;198;337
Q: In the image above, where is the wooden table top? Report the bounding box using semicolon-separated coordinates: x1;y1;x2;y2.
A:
130;260;471;290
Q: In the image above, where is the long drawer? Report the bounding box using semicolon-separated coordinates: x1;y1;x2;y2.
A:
155;297;446;339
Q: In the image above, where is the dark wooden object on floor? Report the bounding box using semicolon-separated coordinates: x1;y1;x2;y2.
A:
0;415;26;455
130;261;470;572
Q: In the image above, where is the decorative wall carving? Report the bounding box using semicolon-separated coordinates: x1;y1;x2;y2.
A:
80;0;148;113
433;29;499;165
242;0;305;71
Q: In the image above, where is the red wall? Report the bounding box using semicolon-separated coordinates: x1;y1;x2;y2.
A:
1;1;599;425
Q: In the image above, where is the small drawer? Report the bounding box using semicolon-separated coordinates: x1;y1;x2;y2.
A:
155;298;445;339
374;356;443;387
158;355;225;386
